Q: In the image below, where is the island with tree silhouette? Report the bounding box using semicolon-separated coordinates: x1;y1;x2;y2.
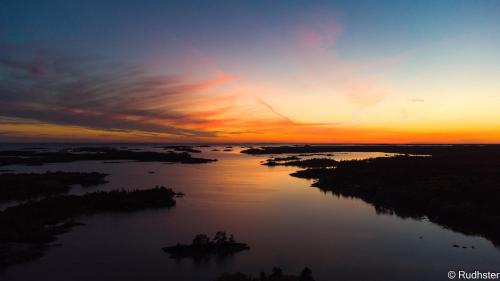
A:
163;232;250;259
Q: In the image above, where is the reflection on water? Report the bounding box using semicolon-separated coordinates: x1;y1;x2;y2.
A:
1;146;499;281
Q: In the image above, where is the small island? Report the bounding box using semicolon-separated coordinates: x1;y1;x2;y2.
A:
163;232;250;259
216;267;315;281
162;146;202;153
262;157;337;168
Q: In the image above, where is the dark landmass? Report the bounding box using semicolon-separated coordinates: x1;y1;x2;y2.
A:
212;149;220;151
263;158;337;168
240;144;492;155
224;149;233;152
163;232;250;259
0;187;180;267
162;146;202;153
197;145;212;147
0;171;108;202
452;244;475;249
0;147;215;166
66;146;118;153
273;145;500;246
216;267;314;281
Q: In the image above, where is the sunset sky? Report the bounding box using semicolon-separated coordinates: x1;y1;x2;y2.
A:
1;0;500;143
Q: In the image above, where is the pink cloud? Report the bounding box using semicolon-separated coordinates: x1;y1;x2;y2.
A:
294;7;343;52
296;20;342;51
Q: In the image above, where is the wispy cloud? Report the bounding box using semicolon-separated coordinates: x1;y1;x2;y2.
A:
0;48;347;141
255;98;294;123
0;50;236;138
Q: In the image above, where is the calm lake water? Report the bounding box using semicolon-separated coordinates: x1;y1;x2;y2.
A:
1;145;499;281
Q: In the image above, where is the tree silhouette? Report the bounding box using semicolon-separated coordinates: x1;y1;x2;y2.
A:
299;267;314;281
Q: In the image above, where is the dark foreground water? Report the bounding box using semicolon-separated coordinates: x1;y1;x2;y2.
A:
1;145;499;281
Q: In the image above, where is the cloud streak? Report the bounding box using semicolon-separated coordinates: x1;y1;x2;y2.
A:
256;98;294;123
0;50;236;138
0;48;346;141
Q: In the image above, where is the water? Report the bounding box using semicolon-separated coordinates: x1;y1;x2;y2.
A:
1;145;499;280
